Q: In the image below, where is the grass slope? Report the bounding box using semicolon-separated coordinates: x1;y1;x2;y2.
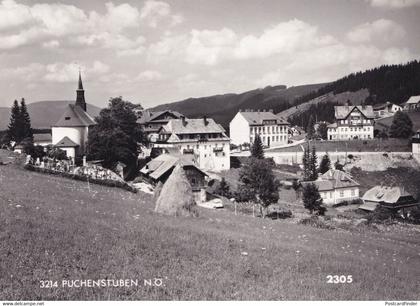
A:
0;101;102;130
0;165;419;300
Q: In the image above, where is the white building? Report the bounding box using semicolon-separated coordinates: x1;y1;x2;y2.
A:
373;102;402;118
301;169;360;206
327;105;375;141
154;116;230;172
229;110;289;147
51;72;96;160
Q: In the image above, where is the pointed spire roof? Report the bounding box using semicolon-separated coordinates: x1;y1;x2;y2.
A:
78;69;84;90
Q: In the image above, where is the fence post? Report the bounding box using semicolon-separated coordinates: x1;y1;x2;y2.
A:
252;203;255;218
235;201;237;215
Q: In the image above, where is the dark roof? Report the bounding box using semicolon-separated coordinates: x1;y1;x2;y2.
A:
239;111;289;125
53;104;96;127
33;133;52;142
362;186;414;204
54;136;79;148
137;110;184;124
140;153;207;181
334;105;375;119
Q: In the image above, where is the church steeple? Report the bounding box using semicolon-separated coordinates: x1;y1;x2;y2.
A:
75;70;86;111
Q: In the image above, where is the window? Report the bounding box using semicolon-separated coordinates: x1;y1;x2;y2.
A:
65;116;71;120
340;190;344;197
351;189;355;196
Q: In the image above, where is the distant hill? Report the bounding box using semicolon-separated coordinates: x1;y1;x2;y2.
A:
150;83;328;128
0;101;102;131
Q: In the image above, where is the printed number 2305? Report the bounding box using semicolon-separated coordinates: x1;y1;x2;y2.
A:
326;275;353;284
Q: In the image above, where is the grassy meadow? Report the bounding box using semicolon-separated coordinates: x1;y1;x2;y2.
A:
0;164;419;300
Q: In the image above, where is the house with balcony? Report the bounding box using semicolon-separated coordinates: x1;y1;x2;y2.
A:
137;110;185;143
327;105;375;141
229;109;289;147
154;116;230;172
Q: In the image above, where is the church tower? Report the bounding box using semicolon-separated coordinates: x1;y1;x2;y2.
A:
75;70;87;111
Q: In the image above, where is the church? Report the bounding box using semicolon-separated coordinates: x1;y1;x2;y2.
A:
51;72;96;160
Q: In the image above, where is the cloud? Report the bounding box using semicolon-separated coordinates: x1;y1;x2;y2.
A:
366;0;420;8
0;0;145;55
233;19;335;60
136;70;164;81
0;61;111;83
148;19;336;65
140;0;183;28
347;19;405;43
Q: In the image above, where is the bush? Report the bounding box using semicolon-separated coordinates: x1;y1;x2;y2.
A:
366;207;398;224
347;154;354;159
298;216;334;230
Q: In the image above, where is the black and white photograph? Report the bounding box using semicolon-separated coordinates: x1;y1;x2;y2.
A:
0;0;419;304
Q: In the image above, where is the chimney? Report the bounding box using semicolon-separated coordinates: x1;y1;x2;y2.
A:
203;116;209;126
181;116;187;126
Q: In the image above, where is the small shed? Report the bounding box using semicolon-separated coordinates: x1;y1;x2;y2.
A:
140;153;208;202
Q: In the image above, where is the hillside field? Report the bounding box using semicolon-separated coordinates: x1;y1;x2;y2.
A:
0;164;419;300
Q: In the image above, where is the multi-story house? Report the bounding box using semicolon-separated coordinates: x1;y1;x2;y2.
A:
327;105;375;141
301;169;360;205
154;116;230;172
137;110;184;142
229;110;289;147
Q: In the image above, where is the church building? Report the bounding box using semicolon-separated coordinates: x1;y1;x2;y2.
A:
51;72;96;160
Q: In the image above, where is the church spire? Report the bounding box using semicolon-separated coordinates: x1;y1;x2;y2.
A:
75;69;87;111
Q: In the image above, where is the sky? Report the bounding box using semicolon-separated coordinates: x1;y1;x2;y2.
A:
0;0;419;109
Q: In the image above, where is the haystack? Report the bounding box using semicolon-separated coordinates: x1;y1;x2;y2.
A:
155;164;198;217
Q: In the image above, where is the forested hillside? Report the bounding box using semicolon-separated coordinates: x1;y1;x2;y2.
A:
294;60;420;106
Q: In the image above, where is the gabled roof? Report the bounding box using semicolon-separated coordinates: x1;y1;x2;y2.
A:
163;118;227;135
302;169;359;191
239;111;289;125
53;104;96;127
140;153;207;181
54;136;79;148
334;105;375;120
405;95;420;105
137;110;184;124
362;186;414;204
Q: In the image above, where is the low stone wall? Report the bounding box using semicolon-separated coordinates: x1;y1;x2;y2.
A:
24;164;137;193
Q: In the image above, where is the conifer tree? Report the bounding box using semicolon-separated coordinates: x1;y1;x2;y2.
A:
319;153;331;174
7;100;22;143
306;115;315;140
251;134;265;159
389;111;413;139
20;98;33;143
302;145;311;181
310;146;318;180
302;183;325;215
